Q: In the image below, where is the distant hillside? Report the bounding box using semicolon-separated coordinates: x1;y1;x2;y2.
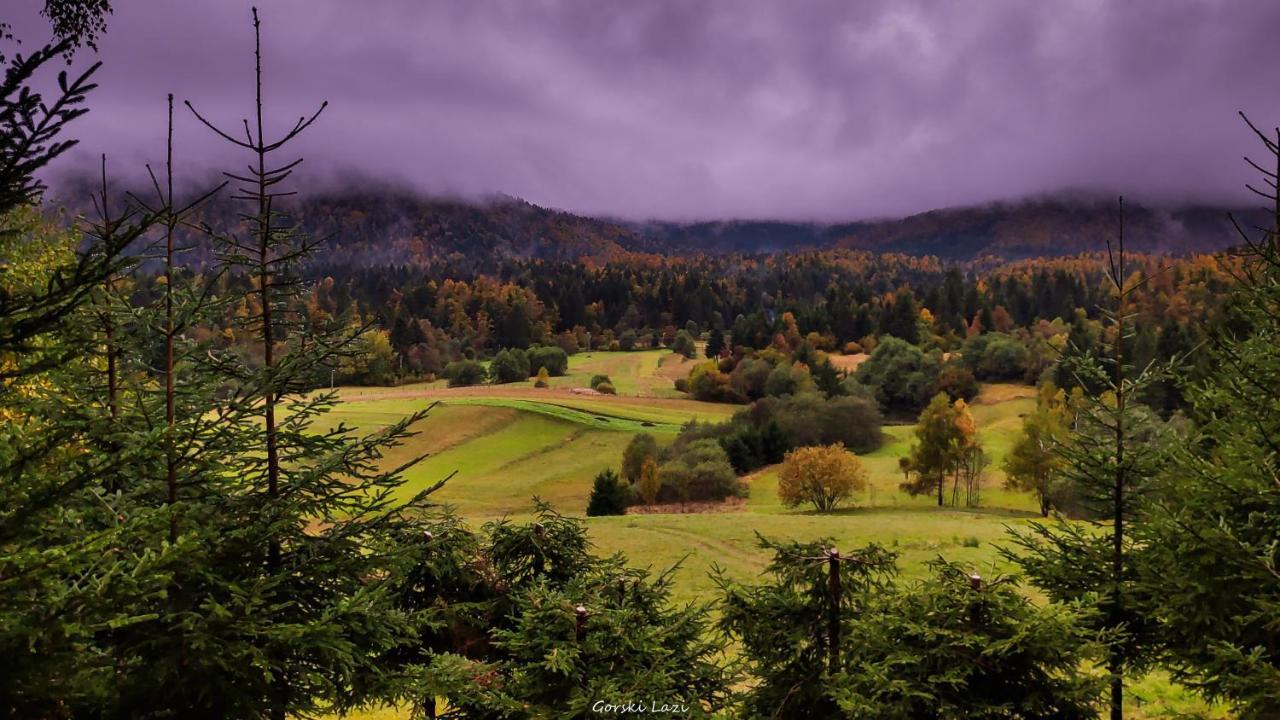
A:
821;199;1259;260
52;179;1258;263
296;193;1260;263
252;191;646;265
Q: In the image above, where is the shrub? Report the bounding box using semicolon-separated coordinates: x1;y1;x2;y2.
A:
689;361;744;403
622;433;659;482
618;329;638;351
730;357;772;401
671;329;697;359
594;381;616;395
533;366;550;388
586;469;629;516
488;348;530;384
854;337;942;415
754;394;883;454
527;345;568;376
658;439;741;503
444;359;486;387
673;377;690;393
764;362;812;397
777;443;867;512
936;358;979;401
719;421;789;474
589;374;612;390
961;332;1031;381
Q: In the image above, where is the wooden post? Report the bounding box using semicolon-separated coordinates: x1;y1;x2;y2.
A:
575;604;588;642
533;523;545;575
969;573;982;627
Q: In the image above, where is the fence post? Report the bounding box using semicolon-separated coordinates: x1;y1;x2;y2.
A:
575;604;588;642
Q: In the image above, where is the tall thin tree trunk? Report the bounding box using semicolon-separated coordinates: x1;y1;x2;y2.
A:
164;93;178;543
1109;198;1127;720
826;548;840;675
98;157;119;427
160;93;190;709
247;12;285;718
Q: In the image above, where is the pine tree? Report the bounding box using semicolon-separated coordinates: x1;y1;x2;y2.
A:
119;9;446;717
586;468;629;516
715;536;896;718
835;562;1103;719
0;33;178;715
393;504;732;718
1005;198;1169;720
705;326;725;358
1138;113;1280;716
717;538;1100;718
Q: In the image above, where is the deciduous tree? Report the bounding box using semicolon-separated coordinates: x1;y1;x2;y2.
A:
777;443;867;512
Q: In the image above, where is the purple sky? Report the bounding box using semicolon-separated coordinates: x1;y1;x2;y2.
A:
11;0;1280;220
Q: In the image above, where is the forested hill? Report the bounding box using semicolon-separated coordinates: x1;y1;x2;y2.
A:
56;179;1259;263
291;192;1262;263
823;199;1259;260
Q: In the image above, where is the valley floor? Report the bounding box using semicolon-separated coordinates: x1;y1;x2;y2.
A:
325;349;1221;719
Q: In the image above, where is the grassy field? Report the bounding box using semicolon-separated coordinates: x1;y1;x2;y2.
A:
324;351;1220;718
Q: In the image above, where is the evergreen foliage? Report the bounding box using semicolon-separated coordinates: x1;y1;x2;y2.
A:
394;504;733;717
718;537;1103;719
854;336;942;415
1004;199;1170;719
834;562;1104;719
705;326;725;357
586;468;629;516
1137;114;1280;716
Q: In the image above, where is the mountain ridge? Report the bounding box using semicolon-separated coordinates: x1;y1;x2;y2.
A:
51;177;1262;264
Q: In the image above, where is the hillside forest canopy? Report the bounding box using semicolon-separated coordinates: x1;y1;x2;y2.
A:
4;3;1280;720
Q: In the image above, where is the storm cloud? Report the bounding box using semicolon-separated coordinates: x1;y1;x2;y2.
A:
10;0;1280;220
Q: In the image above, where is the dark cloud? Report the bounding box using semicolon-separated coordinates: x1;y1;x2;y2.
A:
11;0;1280;220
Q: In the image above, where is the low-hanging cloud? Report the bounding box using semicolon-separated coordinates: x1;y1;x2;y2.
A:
12;0;1280;221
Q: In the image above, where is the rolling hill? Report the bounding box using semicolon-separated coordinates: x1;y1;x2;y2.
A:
54;175;1261;264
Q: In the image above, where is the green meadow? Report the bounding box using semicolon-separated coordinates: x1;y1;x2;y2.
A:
329;351;1219;718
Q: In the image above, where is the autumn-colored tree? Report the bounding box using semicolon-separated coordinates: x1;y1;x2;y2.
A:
621;432;657;482
777;443;867;512
951;398;985;507
636;456;661;507
900;393;961;506
1004;383;1070;516
900;393;984;507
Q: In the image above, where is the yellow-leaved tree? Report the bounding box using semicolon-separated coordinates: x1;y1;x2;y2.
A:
777;443;867;512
